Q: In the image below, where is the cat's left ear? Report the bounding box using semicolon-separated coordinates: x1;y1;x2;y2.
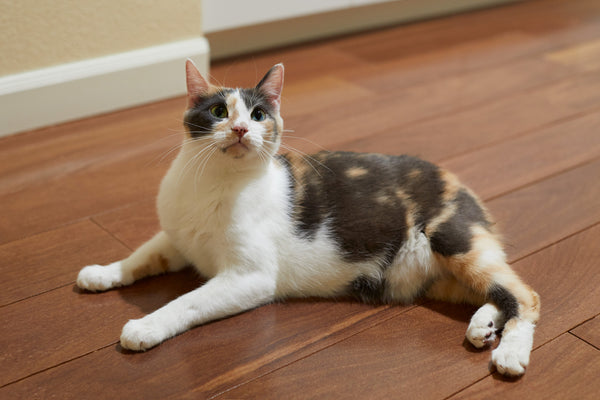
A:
256;64;284;111
185;59;210;108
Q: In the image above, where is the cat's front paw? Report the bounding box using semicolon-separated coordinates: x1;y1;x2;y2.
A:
77;261;129;292
120;317;167;351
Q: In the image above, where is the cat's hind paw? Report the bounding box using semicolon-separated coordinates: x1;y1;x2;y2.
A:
120;317;166;351
491;320;534;377
77;261;129;292
466;303;503;348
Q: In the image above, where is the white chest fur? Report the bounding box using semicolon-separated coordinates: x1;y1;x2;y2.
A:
157;146;291;279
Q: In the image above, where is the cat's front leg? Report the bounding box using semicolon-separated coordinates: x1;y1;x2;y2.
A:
77;231;186;291
120;269;276;351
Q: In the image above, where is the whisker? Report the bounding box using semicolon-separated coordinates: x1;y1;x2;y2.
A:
281;134;329;152
194;145;219;193
276;143;333;178
177;142;217;186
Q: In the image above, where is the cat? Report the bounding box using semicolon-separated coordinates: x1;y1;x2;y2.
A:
77;60;540;377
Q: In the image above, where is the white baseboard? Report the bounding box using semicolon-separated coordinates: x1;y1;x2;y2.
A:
208;0;518;60
0;37;210;137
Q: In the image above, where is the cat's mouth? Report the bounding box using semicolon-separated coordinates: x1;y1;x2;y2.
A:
222;140;251;158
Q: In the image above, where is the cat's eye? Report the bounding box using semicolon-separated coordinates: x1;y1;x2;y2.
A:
210;104;228;119
251;108;266;122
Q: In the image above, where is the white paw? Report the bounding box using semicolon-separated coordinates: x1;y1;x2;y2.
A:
120;317;167;351
491;320;535;376
77;261;129;291
466;303;503;348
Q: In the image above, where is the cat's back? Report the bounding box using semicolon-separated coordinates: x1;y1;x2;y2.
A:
279;151;493;264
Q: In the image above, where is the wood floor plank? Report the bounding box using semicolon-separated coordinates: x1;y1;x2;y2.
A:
488;159;600;262
92;199;159;251
213;303;491;400
0;135;176;245
209;43;371;89
352;55;572;112
0;97;184;192
294;53;577;156
0;301;408;398
440;109;600;200
571;315;600;350
331;0;600;64
332;69;600;160
546;37;600;72
508;223;600;346
451;334;600;399
282;75;373;118
0;97;186;245
0;268;202;388
338;15;600;97
0;220;130;306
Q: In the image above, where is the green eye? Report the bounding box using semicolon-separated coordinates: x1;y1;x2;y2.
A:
251;108;266;121
210;104;228;118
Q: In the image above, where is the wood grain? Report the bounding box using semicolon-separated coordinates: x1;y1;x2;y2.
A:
509;223;600;346
0;268;202;387
571;315;600;350
333;69;600;160
0;301;409;398
452;334;600;399
488;159;600;262
441;109;600;200
0;220;130;306
92;199;159;251
215;303;491;399
0;99;184;245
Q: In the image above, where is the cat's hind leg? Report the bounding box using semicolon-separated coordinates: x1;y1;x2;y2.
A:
429;226;540;376
77;231;187;291
424;277;503;348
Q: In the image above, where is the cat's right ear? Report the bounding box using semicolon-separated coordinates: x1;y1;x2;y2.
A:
256;64;284;111
185;59;210;108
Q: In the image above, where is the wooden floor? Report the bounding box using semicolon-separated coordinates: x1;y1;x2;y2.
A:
2;0;600;398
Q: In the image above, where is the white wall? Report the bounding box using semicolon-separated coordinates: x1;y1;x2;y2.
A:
0;0;209;137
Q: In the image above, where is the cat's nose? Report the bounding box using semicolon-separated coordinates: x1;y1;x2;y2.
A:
232;125;248;138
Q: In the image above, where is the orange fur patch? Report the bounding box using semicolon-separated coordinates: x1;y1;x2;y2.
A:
346;167;368;178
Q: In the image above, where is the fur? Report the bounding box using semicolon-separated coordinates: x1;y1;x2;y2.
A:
77;60;540;377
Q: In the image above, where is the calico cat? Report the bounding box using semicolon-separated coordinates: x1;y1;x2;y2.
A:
77;60;540;377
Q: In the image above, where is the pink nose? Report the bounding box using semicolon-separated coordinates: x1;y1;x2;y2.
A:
232;125;248;138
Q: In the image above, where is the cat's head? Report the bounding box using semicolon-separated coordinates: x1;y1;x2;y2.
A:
183;60;284;165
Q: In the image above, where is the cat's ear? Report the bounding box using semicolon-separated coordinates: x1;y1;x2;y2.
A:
185;59;210;108
256;64;284;110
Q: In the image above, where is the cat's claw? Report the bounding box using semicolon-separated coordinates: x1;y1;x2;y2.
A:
77;261;128;292
120;317;166;351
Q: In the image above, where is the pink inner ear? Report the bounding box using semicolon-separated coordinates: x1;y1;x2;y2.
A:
186;59;209;108
258;64;284;109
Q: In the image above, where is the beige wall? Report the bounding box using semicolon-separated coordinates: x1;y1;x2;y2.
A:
0;0;203;76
